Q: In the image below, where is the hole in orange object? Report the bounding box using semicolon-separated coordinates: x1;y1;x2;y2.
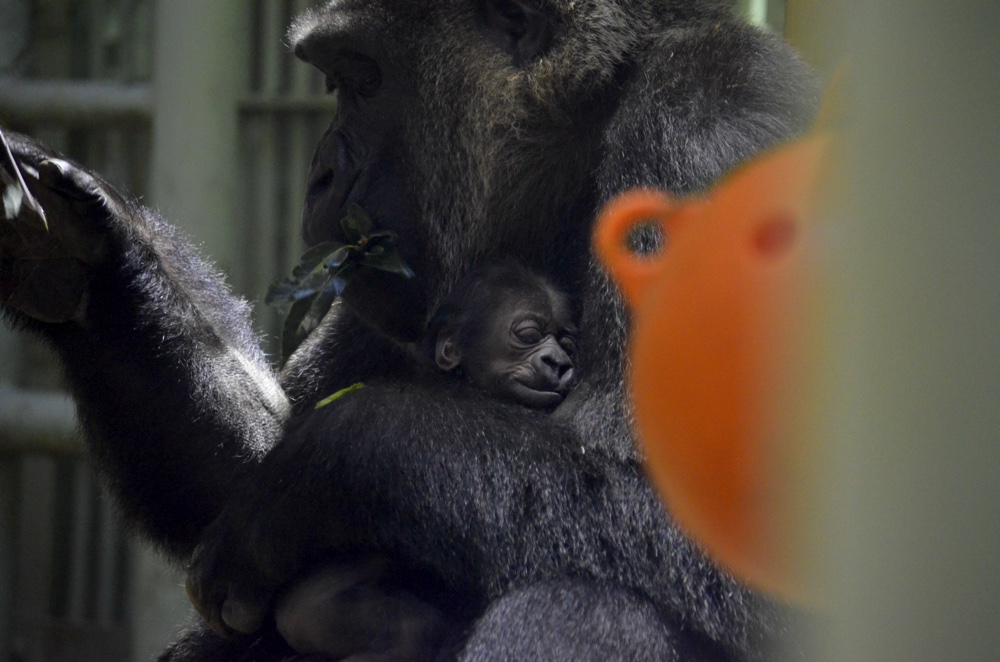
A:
625;219;668;257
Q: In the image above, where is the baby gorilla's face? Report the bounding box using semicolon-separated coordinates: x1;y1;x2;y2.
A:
463;290;577;409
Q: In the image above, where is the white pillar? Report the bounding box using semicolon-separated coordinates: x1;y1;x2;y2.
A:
150;1;249;281
736;0;770;26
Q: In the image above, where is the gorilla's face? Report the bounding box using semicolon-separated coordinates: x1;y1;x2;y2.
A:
290;4;419;251
288;1;628;284
462;289;577;409
289;4;449;339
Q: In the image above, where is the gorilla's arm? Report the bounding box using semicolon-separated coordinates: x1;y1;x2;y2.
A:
187;379;785;659
0;136;288;558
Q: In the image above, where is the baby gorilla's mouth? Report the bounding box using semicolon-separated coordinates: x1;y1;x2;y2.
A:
508;380;566;409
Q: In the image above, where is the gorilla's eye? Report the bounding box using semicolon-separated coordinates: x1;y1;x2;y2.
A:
559;335;577;356
513;324;543;345
477;0;555;65
493;0;529;37
357;74;381;98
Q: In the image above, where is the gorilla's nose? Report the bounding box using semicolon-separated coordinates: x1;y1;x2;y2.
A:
556;367;576;394
540;349;574;391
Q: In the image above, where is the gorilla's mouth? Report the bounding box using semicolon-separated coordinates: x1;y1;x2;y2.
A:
302;130;364;246
508;381;566;409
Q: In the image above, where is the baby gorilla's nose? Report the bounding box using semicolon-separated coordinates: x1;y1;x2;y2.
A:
539;342;574;389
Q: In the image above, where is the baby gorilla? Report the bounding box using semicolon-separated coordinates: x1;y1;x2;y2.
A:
426;259;578;409
274;262;577;659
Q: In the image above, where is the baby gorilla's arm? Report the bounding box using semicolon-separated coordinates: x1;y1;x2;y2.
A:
274;559;449;661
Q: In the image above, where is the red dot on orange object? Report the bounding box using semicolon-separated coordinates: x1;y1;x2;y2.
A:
752;214;798;258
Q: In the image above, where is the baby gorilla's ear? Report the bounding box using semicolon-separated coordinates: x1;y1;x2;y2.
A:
435;333;463;372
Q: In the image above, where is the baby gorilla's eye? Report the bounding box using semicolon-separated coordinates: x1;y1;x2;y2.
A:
559;336;577;356
513;324;544;345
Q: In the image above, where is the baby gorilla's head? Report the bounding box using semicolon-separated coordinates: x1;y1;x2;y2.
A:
427;261;577;409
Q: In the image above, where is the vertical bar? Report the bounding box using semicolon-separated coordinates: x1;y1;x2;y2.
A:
125;0;155;81
290;0;317;94
260;0;284;96
747;0;769;26
87;0;104;75
65;464;95;622
736;0;769;26
128;547;191;662
243;117;282;321
0;460;15;662
250;0;293;336
150;1;250;278
12;456;56;662
94;497;119;626
287;0;321;264
766;0;786;34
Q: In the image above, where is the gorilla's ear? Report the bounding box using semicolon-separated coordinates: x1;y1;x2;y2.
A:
476;0;554;65
435;334;463;372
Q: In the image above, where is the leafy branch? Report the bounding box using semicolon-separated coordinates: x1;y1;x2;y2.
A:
266;203;414;362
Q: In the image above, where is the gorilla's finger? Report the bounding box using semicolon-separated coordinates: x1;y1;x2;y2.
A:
184;559;236;638
184;574;222;636
221;597;266;635
37;159;103;201
183;574;209;622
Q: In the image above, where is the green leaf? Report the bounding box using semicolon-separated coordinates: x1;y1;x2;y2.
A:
330;263;357;296
341;203;373;242
268;204;416;362
279;288;339;362
315;382;365;409
280;295;316;362
324;244;356;269
362;250;416;278
304;288;338;330
295;268;332;296
292;241;345;279
264;280;296;308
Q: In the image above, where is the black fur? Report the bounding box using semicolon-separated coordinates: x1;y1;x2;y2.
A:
1;0;817;660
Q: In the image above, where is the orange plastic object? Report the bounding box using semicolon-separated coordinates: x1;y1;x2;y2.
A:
594;135;831;602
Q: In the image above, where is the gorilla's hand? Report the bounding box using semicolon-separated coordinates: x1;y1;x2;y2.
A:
184;501;286;638
0;134;110;324
275;561;448;661
186;506;448;661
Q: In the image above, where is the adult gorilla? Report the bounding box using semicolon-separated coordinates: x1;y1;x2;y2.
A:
0;0;816;660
